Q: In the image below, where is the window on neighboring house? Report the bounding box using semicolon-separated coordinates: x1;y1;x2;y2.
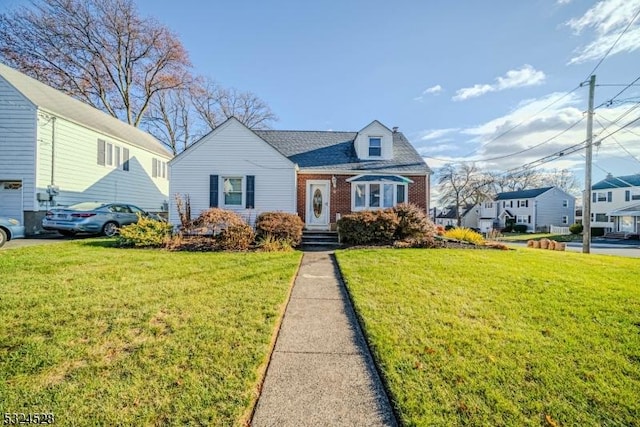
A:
516;215;529;224
593;213;609;222
223;177;243;206
152;158;167;179
114;146;121;167
352;182;408;210
626;190;640;201
562;215;569;224
97;139;106;165
106;142;113;166
562;199;568;207
484;202;493;208
517;200;528;208
368;137;382;157
594;191;610;202
122;148;130;171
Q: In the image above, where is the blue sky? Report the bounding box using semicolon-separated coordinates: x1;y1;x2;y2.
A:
3;0;640;186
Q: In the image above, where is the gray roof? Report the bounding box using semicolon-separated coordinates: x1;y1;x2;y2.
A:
436;204;474;219
592;174;640;190
496;187;553;200
253;130;430;174
0;62;171;158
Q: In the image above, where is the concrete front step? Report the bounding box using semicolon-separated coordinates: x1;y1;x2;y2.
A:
302;230;341;250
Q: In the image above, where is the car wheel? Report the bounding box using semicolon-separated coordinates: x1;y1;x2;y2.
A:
102;221;119;237
59;230;77;237
0;229;6;248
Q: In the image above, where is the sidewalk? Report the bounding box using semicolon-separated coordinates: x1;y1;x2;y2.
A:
251;251;397;427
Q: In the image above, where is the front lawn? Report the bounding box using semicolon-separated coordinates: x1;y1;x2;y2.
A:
336;248;640;426
0;240;301;425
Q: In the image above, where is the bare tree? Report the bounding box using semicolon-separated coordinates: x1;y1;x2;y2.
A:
541;169;581;195
144;87;195;155
192;78;277;131
438;163;490;226
0;0;191;126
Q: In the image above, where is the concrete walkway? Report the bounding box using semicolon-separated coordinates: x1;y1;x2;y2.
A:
252;251;397;427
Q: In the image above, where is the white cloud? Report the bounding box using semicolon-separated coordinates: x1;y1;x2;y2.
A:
453;65;546;101
414;84;444;102
567;0;640;64
418;128;460;141
424;84;443;94
557;0;572;5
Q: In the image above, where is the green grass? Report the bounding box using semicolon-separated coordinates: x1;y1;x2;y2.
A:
0;240;301;426
497;233;581;242
336;248;640;426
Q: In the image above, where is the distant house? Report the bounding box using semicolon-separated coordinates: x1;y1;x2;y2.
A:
169;118;431;229
0;63;172;234
590;173;640;237
435;204;477;228
495;187;576;232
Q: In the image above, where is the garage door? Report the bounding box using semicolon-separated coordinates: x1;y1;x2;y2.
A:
0;181;24;222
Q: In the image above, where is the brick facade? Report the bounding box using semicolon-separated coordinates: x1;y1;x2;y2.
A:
297;173;429;227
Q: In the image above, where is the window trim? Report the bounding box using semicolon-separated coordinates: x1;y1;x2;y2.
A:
222;176;244;207
368;137;382;157
516;215;529;224
562;215;569;224
351;181;408;211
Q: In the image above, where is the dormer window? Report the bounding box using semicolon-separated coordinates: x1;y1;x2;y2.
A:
368;137;382;157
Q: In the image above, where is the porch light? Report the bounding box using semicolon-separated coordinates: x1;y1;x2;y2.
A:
331;175;337;188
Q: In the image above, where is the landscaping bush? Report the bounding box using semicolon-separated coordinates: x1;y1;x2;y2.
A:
256;234;294;252
337;209;399;245
435;225;446;236
569;223;584;234
117;215;173;248
513;224;528;233
393;203;436;240
255;212;303;246
502;225;513;233
176;208;254;251
444;224;455;231
443;227;485;245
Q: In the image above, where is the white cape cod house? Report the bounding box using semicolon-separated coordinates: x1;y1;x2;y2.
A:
0;63;172;234
494;187;576;232
169;118;431;229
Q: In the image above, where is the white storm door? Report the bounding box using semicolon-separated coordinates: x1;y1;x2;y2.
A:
308;182;330;227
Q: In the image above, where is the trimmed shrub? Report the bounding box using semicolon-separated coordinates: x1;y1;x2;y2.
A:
502;225;513;233
117;215;173;248
393;203;436;240
443;227;485;245
393;235;441;249
569;223;584;234
513;224;528;233
183;208;254;251
255;212;303;246
338;209;399;245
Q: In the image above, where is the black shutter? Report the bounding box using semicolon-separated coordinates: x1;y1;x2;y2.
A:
246;175;255;209
528;215;531;223
97;139;105;165
592;193;597;203
122;148;130;171
626;190;630;202
209;175;219;207
607;191;612;202
525;200;528;208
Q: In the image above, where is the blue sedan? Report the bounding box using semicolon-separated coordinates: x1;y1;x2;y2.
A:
0;216;26;247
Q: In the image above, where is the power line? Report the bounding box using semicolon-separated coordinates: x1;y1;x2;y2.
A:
583;5;640;79
595;74;640;109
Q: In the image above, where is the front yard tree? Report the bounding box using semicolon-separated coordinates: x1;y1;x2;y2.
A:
0;0;191;127
437;163;490;226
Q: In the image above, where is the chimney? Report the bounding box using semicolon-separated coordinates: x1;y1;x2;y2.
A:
606;172;613;179
392;126;398;133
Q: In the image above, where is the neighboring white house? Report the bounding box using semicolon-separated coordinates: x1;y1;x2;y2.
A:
0;63;172;234
435;204;477;228
478;200;498;233
169;118;431;229
495;187;575;232
591;173;640;237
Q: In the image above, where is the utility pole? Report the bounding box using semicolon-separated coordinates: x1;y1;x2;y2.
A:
583;75;596;254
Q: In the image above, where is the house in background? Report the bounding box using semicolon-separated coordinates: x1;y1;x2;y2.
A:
495;187;575;232
435;204;477;229
590;173;640;237
0;63;172;234
169;118;431;229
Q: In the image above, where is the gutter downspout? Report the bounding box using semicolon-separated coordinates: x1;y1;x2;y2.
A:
50;117;56;187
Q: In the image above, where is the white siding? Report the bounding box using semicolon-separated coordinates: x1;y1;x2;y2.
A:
591;186;640;228
0;76;37;216
35;110;170;212
354;121;393;160
169;118;296;225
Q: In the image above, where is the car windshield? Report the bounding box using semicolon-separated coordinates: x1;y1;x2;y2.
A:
67;202;106;211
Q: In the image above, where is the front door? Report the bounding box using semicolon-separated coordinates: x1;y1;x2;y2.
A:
307;181;330;228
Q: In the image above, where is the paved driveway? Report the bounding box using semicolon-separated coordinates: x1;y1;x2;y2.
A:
507;241;640;258
1;235;78;250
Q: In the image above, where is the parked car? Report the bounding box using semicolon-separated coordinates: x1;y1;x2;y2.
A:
0;216;26;247
42;202;160;237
